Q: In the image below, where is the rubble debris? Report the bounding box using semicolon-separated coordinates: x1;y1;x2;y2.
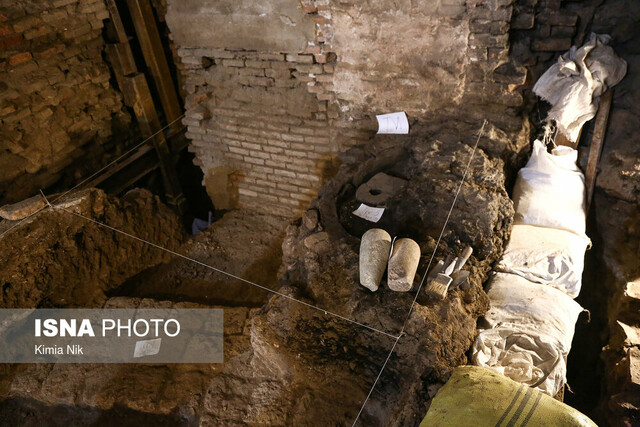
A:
0;188;184;308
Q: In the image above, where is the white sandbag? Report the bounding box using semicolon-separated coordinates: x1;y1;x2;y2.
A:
473;328;566;396
533;33;627;142
496;224;591;298
513;140;586;235
472;273;583;396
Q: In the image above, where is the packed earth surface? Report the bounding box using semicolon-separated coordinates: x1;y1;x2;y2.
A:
0;127;516;425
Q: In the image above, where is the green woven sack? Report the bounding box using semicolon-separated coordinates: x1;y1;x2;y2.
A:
420;366;597;427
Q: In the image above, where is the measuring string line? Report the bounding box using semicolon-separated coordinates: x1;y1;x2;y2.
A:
0;114;185;240
401;119;487;328
55;205;399;340
351;120;488;426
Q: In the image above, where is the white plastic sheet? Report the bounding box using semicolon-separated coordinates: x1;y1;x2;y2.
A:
472;273;583;396
513;140;586;235
496;224;591;298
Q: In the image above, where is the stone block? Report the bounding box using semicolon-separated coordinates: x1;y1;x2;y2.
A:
237;67;265;76
222;59;245;67
551;25;575;38
511;12;535;29
532;38;572;51
296;64;324;74
12;16;42;33
8;51;32;66
257;52;285;61
0;33;24;50
537;10;578;26
286;54;314;64
245;59;270;68
0;24;12;36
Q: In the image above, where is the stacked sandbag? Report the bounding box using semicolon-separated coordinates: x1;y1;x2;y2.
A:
496;224;590;298
472;139;589;396
472;273;583;396
512;140;587;236
421;366;597;426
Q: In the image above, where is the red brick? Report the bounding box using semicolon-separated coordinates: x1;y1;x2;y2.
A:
532;38;572;52
0;24;12;36
0;33;23;50
8;52;32;66
34;45;62;59
0;104;16;116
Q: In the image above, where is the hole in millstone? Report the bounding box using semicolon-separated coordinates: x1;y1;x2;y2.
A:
369;189;382;196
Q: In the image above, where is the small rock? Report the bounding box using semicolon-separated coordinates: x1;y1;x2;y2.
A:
0;194;46;220
302;209;319;231
303;232;330;251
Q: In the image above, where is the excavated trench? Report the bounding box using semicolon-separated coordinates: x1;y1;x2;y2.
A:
0;121;630;425
0;125;516;425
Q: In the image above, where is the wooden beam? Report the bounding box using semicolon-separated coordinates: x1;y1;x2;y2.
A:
126;0;183;133
105;43;138;106
585;89;613;212
83;145;154;189
123;73;187;216
104;0;130;44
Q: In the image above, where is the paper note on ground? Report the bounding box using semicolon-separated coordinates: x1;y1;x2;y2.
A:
353;203;385;223
376;112;409;134
133;338;162;358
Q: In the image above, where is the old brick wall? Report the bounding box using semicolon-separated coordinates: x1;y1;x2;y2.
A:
0;0;130;205
167;0;531;217
510;0;608;103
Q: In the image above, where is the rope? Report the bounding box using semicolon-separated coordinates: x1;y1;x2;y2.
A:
0;115;184;239
55;205;399;340
351;120;488;426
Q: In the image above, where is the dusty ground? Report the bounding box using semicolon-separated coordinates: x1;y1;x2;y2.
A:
111;209;290;307
0;188;184;309
0;126;517;426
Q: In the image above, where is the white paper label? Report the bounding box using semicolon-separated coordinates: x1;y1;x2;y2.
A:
376;112;409;134
133;338;162;358
352;203;385;223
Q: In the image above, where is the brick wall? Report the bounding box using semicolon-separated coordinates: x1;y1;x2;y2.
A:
180;49;334;217
168;0;531;217
511;0;601;87
0;0;130;204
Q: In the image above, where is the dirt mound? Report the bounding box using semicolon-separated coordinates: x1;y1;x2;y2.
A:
110;210;289;307
0;188;184;308
0;131;515;426
238;136;513;425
